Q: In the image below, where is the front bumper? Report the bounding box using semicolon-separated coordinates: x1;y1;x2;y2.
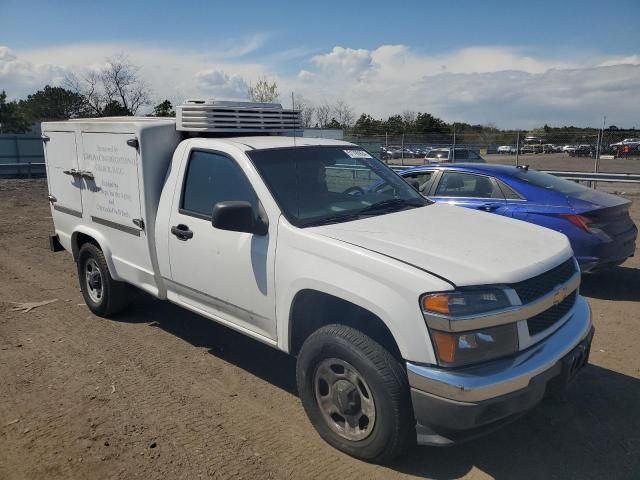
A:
407;295;593;446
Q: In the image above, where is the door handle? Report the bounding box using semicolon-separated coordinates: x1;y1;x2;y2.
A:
63;168;80;176
80;170;95;180
171;224;193;241
479;203;500;212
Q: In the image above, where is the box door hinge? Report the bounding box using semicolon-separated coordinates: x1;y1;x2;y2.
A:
132;218;145;231
41;134;50;143
126;138;139;150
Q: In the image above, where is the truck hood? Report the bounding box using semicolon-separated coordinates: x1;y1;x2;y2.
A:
310;203;572;287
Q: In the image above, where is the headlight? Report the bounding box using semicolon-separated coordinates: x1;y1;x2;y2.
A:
421;288;518;367
430;324;519;367
422;288;511;317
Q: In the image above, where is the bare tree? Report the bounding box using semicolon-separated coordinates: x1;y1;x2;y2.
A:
316;101;332;128
333;99;355;128
248;76;279;103
402;110;417;126
64;53;151;116
293;95;315;128
101;54;151;114
64;71;103;116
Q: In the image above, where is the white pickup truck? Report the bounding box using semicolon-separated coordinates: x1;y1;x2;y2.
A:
42;101;593;463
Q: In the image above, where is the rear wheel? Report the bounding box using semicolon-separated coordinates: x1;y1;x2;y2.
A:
296;324;414;463
77;242;130;317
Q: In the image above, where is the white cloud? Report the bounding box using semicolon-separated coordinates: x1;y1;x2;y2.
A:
289;45;640;128
1;42;639;128
196;69;249;98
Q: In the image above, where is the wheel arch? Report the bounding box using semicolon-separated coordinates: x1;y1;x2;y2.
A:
71;227;119;279
288;289;404;362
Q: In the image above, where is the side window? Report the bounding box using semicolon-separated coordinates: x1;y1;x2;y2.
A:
181;151;257;218
497;179;524;199
452;150;468;160
467;151;482;162
405;171;434;192
435;172;504;199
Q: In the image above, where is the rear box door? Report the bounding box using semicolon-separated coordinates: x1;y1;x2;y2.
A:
44;131;83;217
80;132;143;236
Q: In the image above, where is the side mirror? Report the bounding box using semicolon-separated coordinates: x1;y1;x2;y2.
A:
211;201;268;235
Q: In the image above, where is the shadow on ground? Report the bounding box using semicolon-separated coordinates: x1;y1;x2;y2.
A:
113;293;640;480
581;266;640;302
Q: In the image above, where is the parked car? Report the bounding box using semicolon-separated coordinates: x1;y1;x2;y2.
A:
395;164;637;272
497;145;517;154
563;145;578;153
568;145;594;157
391;147;417;159
42;101;594;463
609;138;640;157
519;144;543;154
424;147;486;163
610;138;640;149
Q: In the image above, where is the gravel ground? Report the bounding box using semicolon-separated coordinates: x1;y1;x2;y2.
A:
1;179;639;480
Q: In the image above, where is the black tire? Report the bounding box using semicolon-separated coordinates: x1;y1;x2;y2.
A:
77;242;130;317
296;324;414;463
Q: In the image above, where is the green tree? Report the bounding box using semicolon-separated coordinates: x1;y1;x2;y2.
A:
414;112;448;132
18;85;86;122
152;99;175;117
101;100;131;116
0;91;31;133
325;118;342;129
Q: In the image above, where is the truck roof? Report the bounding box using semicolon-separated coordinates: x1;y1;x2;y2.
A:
218;136;355;151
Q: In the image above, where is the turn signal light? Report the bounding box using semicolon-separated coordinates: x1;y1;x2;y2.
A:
422;294;450;315
432;331;457;363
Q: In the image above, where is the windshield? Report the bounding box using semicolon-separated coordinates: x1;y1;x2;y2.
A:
512;169;591;195
247;146;429;227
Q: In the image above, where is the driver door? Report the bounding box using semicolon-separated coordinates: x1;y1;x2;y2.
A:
167;149;277;340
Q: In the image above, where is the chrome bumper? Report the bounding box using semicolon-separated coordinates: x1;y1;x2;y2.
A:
407;295;592;403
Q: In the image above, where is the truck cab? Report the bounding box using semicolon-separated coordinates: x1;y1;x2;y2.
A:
42;101;593;464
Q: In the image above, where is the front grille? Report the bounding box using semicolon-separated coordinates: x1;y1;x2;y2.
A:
511;259;576;304
527;291;577;336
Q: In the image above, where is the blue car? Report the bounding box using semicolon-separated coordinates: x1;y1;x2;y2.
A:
397;163;637;272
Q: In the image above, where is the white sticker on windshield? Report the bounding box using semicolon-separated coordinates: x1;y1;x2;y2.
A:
343;149;372;159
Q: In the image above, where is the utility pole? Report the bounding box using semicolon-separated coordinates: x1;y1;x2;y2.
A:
594;115;606;173
515;130;520;166
451;124;456;162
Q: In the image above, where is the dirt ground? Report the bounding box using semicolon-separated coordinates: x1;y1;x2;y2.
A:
1;179;639;480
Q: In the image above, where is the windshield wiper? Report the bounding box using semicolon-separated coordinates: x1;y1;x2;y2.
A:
358;198;423;215
300;213;362;228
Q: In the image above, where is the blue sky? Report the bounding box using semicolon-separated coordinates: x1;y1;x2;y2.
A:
1;0;639;127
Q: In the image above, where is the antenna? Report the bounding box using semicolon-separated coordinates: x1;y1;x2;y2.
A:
291;92;297;148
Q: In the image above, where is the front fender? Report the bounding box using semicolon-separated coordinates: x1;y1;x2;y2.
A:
275;220;452;364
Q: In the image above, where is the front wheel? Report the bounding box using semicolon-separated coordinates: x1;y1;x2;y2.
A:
77;242;130;317
296;325;415;463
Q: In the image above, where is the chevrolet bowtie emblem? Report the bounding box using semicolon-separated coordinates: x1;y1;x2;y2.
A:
552;287;568;305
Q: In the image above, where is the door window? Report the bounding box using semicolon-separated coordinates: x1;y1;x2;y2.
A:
404;171;435;192
181;151;257;218
435;172;503;199
452;149;468;160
